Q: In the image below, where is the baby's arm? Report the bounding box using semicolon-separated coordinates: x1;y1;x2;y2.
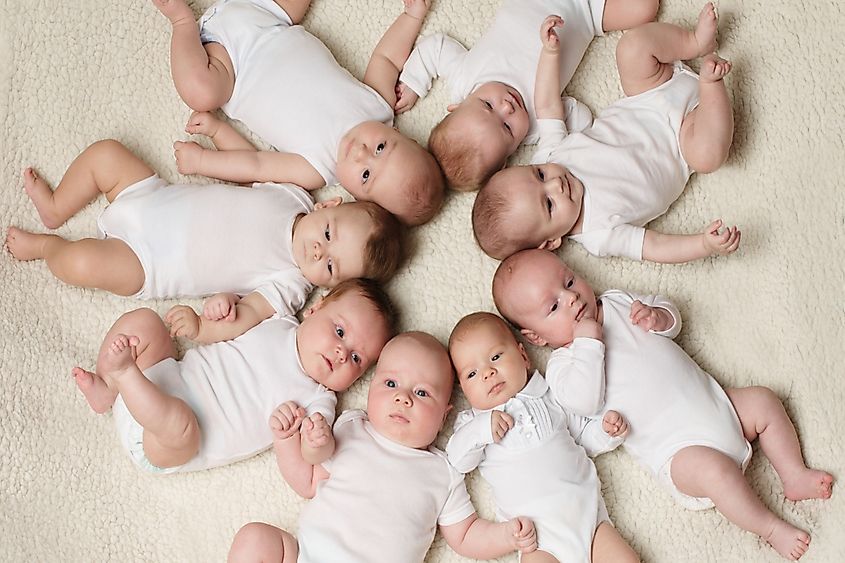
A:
567;409;627;457
396;33;467;113
642;219;741;264
364;0;432;107
446;410;510;473
269;402;330;498
440;514;537;558
535;15;566;121
546;320;606;416
173;142;325;190
185;111;257;152
165;291;275;344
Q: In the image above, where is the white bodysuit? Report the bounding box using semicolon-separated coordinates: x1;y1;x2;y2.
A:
199;0;394;186
533;63;701;260
296;410;476;563
447;372;621;562
546;290;752;508
97;175;313;315
112;315;336;473
398;0;606;143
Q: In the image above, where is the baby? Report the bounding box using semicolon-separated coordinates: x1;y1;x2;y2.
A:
6;139;403;337
474;4;741;262
154;0;444;225
72;278;395;473
227;332;538;562
448;312;638;562
493;249;835;560
395;0;659;190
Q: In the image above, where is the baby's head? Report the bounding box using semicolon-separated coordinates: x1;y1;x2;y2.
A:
473;163;585;259
429;82;530;191
297;278;397;392
293;198;406;288
335;120;444;225
493;249;598;349
449;312;530;411
367;332;454;449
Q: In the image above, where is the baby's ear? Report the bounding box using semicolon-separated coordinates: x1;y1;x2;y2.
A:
516;342;531;370
315;197;343;210
520;328;547;347
446;103;459;113
537;238;563;252
441;404;453;427
303;296;326;318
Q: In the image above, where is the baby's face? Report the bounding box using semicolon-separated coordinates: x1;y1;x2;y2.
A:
450;318;530;411
335;121;428;223
495;163;584;248
367;333;453;449
297;291;391;391
499;251;598;348
292;200;373;288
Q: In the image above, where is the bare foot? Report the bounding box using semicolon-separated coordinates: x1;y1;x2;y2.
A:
23;168;63;229
6;227;49;261
765;519;810;560
699;53;732;83
72;367;117;414
152;0;195;25
100;334;141;381
694;2;718;56
783;468;834;501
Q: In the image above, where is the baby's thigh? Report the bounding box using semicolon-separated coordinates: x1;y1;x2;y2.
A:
100;308;176;371
229;522;299;563
591;521;639;563
521;549;558;563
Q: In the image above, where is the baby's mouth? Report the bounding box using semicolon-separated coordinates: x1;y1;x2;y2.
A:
489;381;505;396
575;303;586;322
322;355;334;371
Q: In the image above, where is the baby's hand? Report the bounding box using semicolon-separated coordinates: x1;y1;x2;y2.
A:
394;82;420;114
173;141;205;175
629;300;673;332
702;219;741;257
164;305;200;340
269;401;306;440
491;411;514;443
202;292;240;322
507;516;538;554
185;111;221;138
403;0;431;20
572;316;603;342
602;410;629;438
540;15;564;52
301;413;332;449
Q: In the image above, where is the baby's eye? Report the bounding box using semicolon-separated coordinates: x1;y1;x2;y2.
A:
386;379;396;388
537;168;546;181
327;258;334;275
324;226;331;241
504;122;512;133
466;370;477;379
491;353;501;362
335;325;344;338
361;169;370;184
415;389;429;398
351;352;361;364
375;142;385;154
566;278;574;289
546;196;553;213
550;301;559;313
484;100;493;109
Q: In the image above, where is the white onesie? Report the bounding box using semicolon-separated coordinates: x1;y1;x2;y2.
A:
199;0;394;186
112;315;336;473
447;372;621;562
296;410;476;563
533;63;701;260
546;290;752;509
399;0;606;143
97;174;313;315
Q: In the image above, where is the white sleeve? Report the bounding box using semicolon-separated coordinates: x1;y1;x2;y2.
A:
302;387;338;426
445;410;493;474
322;409;366;473
437;454;477;526
572;224;647;261
546;338;606;417
531;119;568;164
566;413;624;457
398;33;467;98
255;274;312;316
629;293;682;338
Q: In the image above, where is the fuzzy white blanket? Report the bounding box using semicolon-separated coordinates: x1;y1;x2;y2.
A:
1;1;842;561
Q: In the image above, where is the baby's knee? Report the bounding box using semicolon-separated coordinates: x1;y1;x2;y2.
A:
229;522;287;563
88;138;128;157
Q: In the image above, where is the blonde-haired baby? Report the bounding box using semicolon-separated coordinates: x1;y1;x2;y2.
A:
228;332;538;562
73;278;395;473
395;0;659;190
154;0;443;225
447;312;638;562
493;249;834;560
7;139;403;340
475;4;740;261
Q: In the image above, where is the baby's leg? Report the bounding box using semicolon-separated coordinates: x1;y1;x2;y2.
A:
602;0;659;32
153;0;235;112
273;0;313;25
616;3;718;96
591;522;640;563
75;308;176;414
519;549;557;562
23;139;154;229
679;54;734;173
228;522;299;563
727;387;834;501
5;229;144;296
672;445;812;560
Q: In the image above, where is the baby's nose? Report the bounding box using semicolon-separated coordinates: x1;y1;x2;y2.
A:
335;345;347;363
312;242;323;260
394;392;411;406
